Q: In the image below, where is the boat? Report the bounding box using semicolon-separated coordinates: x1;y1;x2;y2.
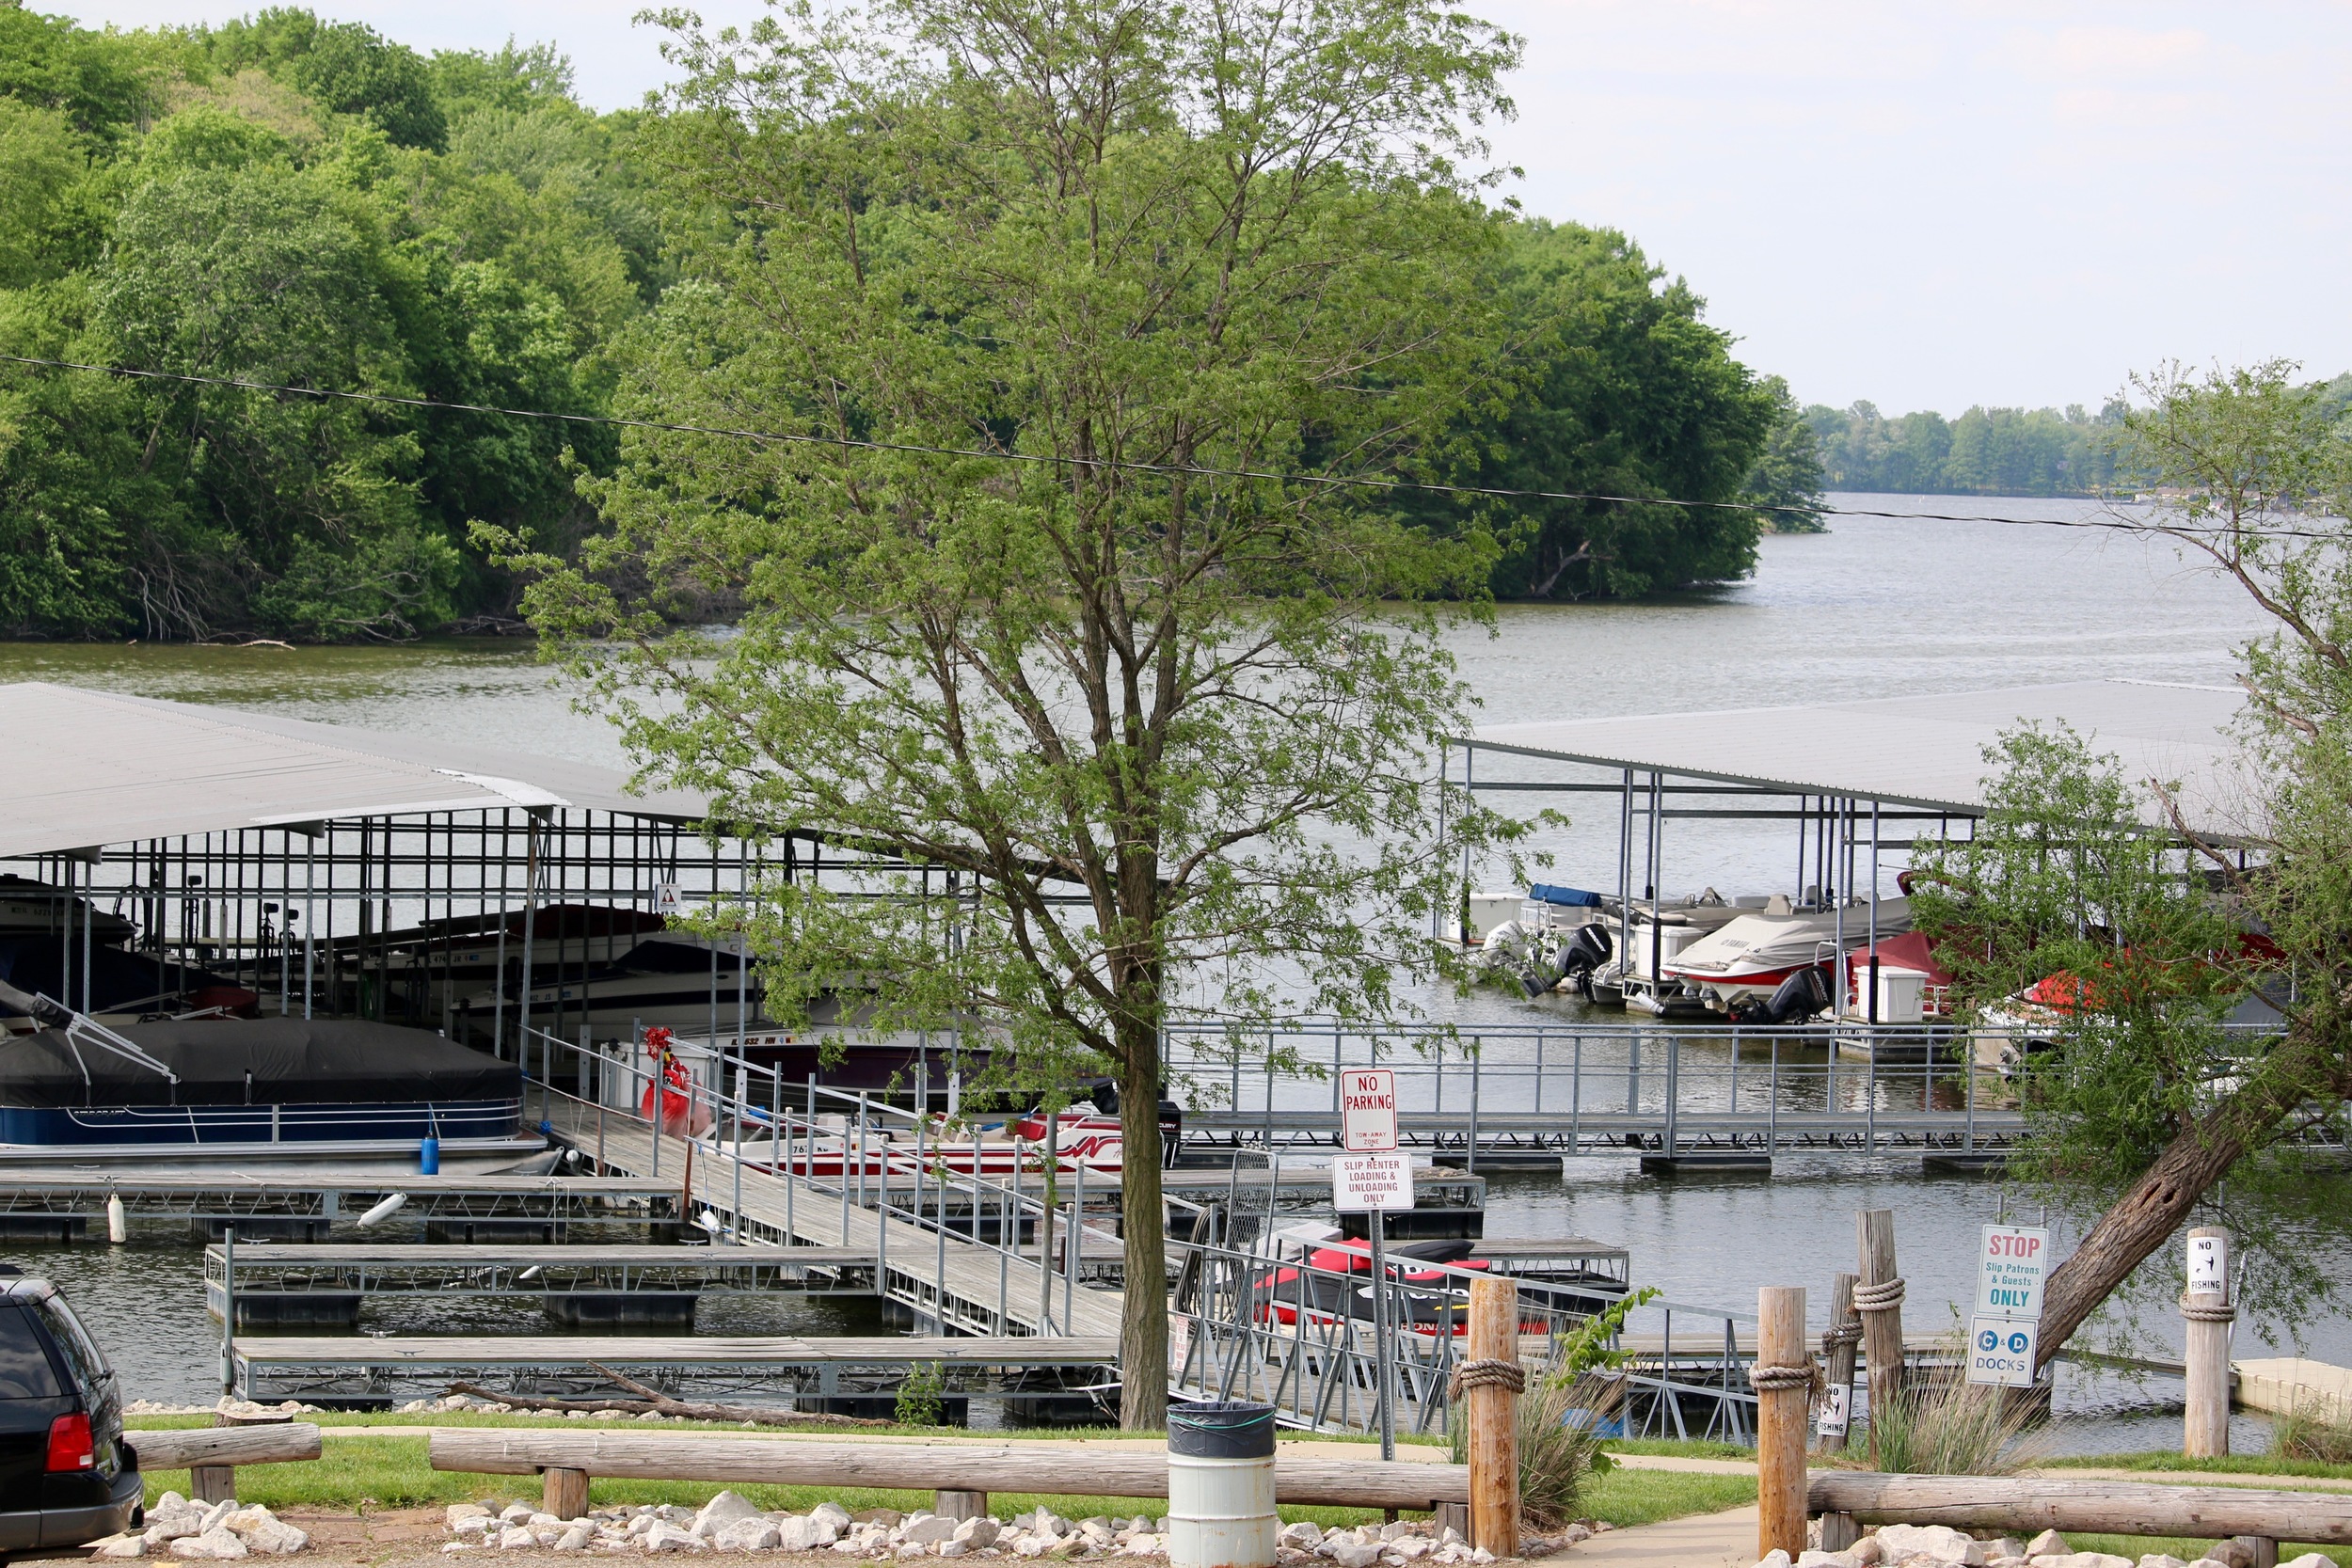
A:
1583;891;1759;1013
456;932;767;1037
0;876;135;945
1660;897;1913;1014
0;934;257;1030
739;1098;1153;1180
0;994;545;1174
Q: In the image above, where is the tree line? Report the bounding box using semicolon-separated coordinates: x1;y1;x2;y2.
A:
0;2;1822;641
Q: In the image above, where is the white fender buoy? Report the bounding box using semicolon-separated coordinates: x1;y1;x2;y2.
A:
518;1265;543;1281
695;1209;723;1234
105;1194;126;1244
358;1192;408;1228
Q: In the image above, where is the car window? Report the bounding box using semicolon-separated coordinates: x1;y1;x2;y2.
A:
32;1296;107;1395
0;1307;63;1399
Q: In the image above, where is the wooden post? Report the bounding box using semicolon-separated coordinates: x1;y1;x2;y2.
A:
191;1465;235;1504
935;1491;988;1521
1818;1271;1859;1454
1465;1276;1520;1557
543;1465;590;1518
1432;1503;1469;1541
1856;1209;1904;1462
1756;1287;1809;1561
2184;1226;2233;1461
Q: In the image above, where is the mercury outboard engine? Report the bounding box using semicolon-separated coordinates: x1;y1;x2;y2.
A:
1732;963;1831;1025
1557;923;1613;999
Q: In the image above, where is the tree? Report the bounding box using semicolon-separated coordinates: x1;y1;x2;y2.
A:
502;0;1530;1429
1400;218;1778;597
1740;374;1826;532
1916;359;2352;1361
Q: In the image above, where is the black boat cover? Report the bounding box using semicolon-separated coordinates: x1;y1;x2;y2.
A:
0;937;239;1018
0;1019;520;1107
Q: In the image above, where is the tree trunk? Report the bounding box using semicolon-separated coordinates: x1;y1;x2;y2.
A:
1117;1022;1169;1430
2034;1110;2249;1370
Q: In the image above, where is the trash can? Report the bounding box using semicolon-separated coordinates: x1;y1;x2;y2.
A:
1167;1401;1279;1568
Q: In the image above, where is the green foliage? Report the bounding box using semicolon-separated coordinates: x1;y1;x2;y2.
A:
1845;1337;2050;1475
1804;399;2127;497
893;1362;946;1428
2275;1404;2352;1466
1741;374;1827;531
505;0;1538;1426
1449;1291;1657;1528
0;6;653;639
1397;219;1779;597
1914;361;2352;1355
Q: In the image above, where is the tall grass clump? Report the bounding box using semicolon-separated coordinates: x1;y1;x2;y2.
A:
1452;1289;1656;1529
1848;1333;2055;1476
2273;1402;2352;1465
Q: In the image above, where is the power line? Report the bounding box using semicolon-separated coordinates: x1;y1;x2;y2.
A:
2;352;2342;541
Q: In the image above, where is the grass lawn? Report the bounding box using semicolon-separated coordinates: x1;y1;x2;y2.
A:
126;1418;1749;1532
2041;1449;2352;1483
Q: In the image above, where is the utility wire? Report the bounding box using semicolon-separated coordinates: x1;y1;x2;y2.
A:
3;351;2343;541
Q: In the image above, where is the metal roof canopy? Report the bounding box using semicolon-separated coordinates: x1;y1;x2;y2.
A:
0;681;708;860
1465;679;2261;839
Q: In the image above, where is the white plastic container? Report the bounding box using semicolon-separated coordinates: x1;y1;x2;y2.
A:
1167;1402;1278;1568
1873;966;1930;1024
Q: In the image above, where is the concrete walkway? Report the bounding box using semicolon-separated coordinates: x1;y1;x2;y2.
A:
1556;1505;1757;1568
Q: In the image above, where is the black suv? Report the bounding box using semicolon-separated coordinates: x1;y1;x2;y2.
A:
0;1273;139;1549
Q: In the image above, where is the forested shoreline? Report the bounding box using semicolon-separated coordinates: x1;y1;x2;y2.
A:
24;2;2267;641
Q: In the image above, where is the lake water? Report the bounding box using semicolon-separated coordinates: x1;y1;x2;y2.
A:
0;495;2329;1449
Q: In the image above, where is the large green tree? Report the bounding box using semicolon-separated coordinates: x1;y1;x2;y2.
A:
1917;360;2352;1360
0;8;654;638
1398;218;1779;597
504;0;1530;1427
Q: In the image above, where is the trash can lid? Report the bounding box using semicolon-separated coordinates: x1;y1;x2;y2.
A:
1168;1401;1277;1459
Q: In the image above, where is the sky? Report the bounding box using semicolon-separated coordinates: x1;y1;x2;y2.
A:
52;0;2352;416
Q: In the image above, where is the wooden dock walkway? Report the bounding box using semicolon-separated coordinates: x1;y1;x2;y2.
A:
530;1087;1127;1340
232;1333;1119;1402
0;1172;675;1221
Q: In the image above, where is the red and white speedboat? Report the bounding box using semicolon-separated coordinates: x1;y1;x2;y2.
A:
1661;897;1912;1012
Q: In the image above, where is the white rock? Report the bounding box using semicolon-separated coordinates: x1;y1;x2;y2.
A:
2184;1561;2233;1568
1755;1554;1793;1568
718;1520;783;1553
2280;1558;2335;1568
503;1506;538;1527
2024;1537;2069;1561
501;1528;539;1549
1330;1544;1382;1568
241;1519;310;1556
649;1523;712;1552
954;1520;1001;1549
172;1528;251;1561
150;1520;206;1545
443;1544;477;1555
2137;1557;2191;1568
1797;1553;1858;1568
1281;1525;1324;1551
811;1506;855;1531
451;1507;496;1528
905;1519;961;1547
199;1503;240;1534
699;1495;769;1539
1877;1527;1983;1568
834;1541;868;1557
93;1534;148;1560
2038;1556;2134;1568
939;1544;969;1560
158;1494;191;1514
558;1528;594;1553
780;1517;840;1551
1469;1554;1494;1566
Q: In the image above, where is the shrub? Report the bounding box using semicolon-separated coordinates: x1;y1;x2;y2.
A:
2274;1403;2352;1465
1845;1334;2054;1476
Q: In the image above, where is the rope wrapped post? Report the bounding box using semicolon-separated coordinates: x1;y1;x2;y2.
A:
1754;1287;1813;1561
1817;1271;1861;1455
1462;1276;1522;1556
2184;1226;2234;1460
1855;1209;1905;1464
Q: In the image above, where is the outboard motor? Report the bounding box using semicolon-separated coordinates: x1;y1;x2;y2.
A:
1558;923;1613;998
1734;963;1831;1025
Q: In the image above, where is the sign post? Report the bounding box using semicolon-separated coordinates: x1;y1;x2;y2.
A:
1965;1224;2048;1389
1334;1069;1404;1458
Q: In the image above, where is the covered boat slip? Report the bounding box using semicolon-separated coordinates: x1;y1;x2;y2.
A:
0;681;931;1061
1452;679;2259;1027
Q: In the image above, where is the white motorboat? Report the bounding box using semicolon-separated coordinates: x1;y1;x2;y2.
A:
1661;896;1913;1013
